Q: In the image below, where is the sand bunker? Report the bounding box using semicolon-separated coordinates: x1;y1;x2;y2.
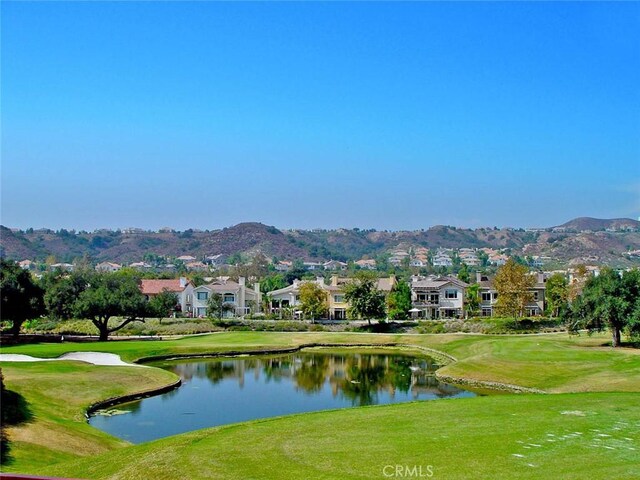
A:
0;352;142;367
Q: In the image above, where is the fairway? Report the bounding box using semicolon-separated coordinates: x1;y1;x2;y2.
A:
1;331;639;479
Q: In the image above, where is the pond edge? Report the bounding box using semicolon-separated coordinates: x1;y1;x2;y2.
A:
85;341;543;422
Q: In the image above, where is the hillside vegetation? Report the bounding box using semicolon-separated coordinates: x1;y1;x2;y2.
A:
1;218;640;267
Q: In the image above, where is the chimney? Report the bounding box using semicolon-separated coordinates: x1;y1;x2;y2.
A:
239;276;246;287
317;276;325;286
476;272;482;283
254;282;260;293
331;275;338;286
179;277;187;288
537;272;545;284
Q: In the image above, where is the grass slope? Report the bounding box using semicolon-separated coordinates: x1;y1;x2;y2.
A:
0;362;177;472
1;332;639;477
37;393;640;480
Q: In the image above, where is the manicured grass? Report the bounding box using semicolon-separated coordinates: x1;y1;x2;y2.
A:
35;393;640;480
1;331;639;478
0;362;177;472
3;331;639;392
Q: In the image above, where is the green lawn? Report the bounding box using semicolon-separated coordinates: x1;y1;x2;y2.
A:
37;393;640;480
1;331;639;478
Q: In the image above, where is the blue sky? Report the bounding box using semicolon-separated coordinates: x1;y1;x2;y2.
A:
2;2;639;231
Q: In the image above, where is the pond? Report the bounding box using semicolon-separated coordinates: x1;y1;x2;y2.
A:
89;349;476;443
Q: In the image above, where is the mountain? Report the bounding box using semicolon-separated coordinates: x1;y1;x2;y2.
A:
553;217;640;232
1;218;639;267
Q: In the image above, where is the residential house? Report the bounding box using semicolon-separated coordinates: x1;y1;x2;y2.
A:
140;277;195;315
204;254;227;267
129;262;152;270
355;259;377;270
274;260;293;272
191;277;261;318
432;253;453;268
267;275;396;320
186;261;208;271
18;260;37;271
325;275;396;320
476;271;546;317
489;254;508;266
410;276;468;319
303;261;324;271
267;277;326;315
50;263;74;272
95;262;122;272
177;255;197;262
323;260;348;271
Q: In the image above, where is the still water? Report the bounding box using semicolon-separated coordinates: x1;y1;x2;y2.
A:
89;350;476;443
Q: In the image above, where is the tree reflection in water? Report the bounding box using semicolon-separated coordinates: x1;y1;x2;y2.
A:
161;352;460;406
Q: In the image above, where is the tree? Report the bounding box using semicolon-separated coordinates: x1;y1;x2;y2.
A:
545;273;569;317
457;263;470;283
564;268;640;347
493;258;535;319
568;264;589;302
386;280;412;320
150;289;179;321
465;283;480;318
41;270;89;320
343;272;386;325
207;293;234;319
73;272;152;341
477;250;489;268
0;260;44;337
298;282;327;321
260;274;286;294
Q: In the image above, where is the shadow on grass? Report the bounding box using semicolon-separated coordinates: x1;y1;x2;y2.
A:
1;386;34;465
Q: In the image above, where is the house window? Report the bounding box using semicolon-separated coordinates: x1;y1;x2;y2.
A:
445;290;458;299
295;295;300;302
223;293;235;303
334;295;344;303
196;292;208;301
417;293;427;302
430;294;439;303
481;292;492;302
493;293;499;300
533;291;539;301
482;308;492;317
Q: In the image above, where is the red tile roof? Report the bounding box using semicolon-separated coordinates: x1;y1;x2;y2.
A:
140;279;186;295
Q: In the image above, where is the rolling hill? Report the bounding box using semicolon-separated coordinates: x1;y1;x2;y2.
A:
1;218;639;267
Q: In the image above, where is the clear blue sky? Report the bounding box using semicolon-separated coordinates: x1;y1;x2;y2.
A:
2;1;639;231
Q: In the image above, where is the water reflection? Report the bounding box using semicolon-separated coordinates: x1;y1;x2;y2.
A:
89;351;475;444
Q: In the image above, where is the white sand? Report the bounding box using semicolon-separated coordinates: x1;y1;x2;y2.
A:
0;352;143;367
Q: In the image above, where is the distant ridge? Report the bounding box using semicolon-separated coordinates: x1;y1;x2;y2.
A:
1;217;639;268
553;217;640;232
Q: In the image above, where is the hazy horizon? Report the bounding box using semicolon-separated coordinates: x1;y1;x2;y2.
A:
3;215;640;234
2;2;639;231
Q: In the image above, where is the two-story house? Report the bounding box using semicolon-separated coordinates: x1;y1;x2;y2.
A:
140;277;195;316
410;276;468;319
325;275;396;320
191;277;261;318
476;272;546;317
267;277;326;316
267;275;397;320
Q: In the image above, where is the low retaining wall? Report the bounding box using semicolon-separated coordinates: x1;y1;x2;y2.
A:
435;372;546;394
85;378;182;418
